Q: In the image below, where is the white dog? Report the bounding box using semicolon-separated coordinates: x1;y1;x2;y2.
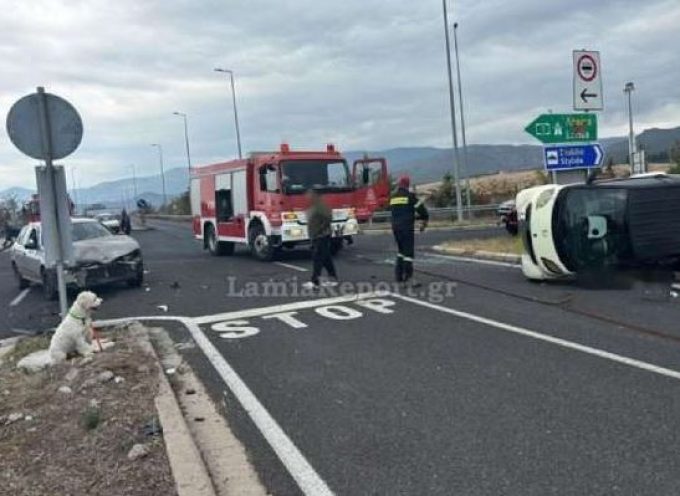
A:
49;291;103;363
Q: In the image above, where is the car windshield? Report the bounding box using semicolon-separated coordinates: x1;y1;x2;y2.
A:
281;160;351;194
72;221;114;241
552;188;631;271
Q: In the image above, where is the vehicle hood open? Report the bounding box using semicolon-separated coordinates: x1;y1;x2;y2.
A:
73;236;139;265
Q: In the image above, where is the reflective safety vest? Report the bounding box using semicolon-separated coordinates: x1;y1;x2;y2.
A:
389;188;429;229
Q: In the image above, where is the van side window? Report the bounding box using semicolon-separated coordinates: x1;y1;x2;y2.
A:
259;164;278;193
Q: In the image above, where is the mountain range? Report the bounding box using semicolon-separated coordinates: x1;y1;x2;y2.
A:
2;126;678;209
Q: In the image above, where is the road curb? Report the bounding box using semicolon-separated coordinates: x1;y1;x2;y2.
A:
132;323;217;496
431;245;521;264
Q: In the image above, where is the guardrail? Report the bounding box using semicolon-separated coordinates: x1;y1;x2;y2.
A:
144;205;503;225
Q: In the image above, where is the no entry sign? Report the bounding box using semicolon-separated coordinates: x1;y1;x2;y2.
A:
573;50;603;111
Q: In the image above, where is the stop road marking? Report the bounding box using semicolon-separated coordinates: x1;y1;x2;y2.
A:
211;298;396;339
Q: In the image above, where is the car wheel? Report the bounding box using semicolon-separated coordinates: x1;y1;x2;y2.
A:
128;263;144;287
41;268;58;301
206;224;234;256
249;224;275;261
12;263;29;289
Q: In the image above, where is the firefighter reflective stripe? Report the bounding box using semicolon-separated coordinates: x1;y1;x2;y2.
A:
390;196;409;206
397;253;414;262
415;199;424;208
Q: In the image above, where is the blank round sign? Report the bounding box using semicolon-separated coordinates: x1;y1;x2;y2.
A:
6;91;83;161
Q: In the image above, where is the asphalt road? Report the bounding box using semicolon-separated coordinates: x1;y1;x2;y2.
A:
2;220;680;495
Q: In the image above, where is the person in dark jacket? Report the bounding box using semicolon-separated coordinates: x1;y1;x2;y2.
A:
120;209;132;235
390;175;429;285
304;190;338;289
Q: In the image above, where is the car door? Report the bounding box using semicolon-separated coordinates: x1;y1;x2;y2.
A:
352;157;389;222
22;227;43;282
11;226;29;276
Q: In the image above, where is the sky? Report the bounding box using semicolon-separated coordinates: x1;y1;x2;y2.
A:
1;0;679;189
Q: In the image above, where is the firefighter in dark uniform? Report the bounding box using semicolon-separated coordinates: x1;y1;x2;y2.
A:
390;175;429;284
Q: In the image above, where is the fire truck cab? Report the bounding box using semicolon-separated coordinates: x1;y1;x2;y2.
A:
190;144;389;261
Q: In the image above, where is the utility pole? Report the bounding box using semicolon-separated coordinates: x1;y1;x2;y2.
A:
442;0;463;222
70;166;78;215
214;68;243;159
173;111;192;181
150;144;167;208
452;21;471;215
130;164;138;199
624;82;637;173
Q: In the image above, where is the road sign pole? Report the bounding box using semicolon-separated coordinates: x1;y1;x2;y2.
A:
36;87;68;317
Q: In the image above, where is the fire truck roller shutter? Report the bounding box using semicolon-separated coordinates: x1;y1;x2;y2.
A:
232;170;248;216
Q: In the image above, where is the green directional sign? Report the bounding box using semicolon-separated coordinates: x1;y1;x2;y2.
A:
525;113;597;144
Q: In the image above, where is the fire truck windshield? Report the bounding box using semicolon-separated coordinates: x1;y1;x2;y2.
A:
281;160;351;194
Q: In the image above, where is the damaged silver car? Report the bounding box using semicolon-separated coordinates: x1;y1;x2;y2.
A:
10;218;144;300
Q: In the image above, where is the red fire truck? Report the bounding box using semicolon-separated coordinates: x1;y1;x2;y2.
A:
190;144;389;260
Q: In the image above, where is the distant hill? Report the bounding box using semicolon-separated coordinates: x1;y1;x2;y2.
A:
3;126;678;207
0;186;34;202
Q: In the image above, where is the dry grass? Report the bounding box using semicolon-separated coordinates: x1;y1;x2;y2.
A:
439;236;522;255
0;330;177;496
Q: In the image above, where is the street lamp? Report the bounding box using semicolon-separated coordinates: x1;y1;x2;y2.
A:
452;21;471;215
150;144;167;208
172;111;192;178
624;82;637;173
441;0;463;222
130;164;138;200
214;68;243;159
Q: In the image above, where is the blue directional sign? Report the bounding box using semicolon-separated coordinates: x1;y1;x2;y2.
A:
544;144;603;171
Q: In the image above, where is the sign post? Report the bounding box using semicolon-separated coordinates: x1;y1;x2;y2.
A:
6;87;83;317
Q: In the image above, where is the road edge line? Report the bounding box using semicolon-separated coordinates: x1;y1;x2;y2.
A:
389;292;680;382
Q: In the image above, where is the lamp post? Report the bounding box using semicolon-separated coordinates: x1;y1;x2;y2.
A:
70;166;78;215
452;21;471;215
172;111;192;178
441;0;463;222
130;164;138;200
214;68;243;159
150;144;167;208
624;82;637;173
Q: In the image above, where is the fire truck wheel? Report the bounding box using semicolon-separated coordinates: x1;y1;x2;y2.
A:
206;224;234;256
330;238;343;256
249;224;275;261
41;268;58;301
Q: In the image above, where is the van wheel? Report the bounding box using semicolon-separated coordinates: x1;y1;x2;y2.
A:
12;263;29;289
41;268;58;301
206;224;234;256
249;224;275;261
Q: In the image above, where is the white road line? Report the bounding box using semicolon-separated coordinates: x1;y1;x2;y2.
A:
274;261;309;272
94;315;334;496
194;291;386;325
425;252;519;268
390;292;680;382
9;288;31;307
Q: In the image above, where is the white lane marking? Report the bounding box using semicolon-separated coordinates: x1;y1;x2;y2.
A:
425;253;519;268
275;261;309;272
95;315;333;496
194;291;387;325
9;288;31;307
390;292;680;382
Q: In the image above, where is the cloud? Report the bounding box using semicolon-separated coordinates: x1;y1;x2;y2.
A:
0;0;678;189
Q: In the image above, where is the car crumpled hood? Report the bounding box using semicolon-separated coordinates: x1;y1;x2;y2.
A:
73;235;140;264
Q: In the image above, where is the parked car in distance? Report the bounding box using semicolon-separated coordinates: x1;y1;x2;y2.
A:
497;199;518;235
9;217;144;299
95;212;121;233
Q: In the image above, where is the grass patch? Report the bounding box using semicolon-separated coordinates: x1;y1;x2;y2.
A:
439;236;522;255
6;334;51;363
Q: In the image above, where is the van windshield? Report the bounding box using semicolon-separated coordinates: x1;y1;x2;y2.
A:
281;160;352;195
552;188;631;271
